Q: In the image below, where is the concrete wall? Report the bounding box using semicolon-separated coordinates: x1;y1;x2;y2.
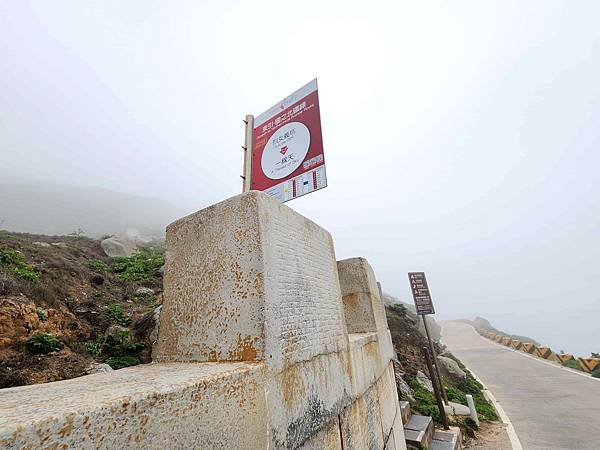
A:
0;191;406;450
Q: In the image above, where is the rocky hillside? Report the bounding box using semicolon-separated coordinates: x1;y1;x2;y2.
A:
384;299;499;438
0;231;162;388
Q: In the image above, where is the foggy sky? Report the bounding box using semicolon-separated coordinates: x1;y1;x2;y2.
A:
1;1;599;356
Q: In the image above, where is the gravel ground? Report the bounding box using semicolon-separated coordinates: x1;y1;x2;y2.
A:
464;421;512;450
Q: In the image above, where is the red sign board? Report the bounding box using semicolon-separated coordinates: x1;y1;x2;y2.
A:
252;79;327;202
408;272;435;315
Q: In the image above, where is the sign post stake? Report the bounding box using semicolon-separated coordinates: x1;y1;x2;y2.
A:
242;114;254;192
422;346;450;430
422;315;448;405
408;272;449;406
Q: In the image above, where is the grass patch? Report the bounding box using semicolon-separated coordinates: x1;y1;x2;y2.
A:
27;333;60;354
89;258;109;273
592;367;600;378
0;246;41;280
105;356;140;369
408;379;441;422
85;329;144;369
106;303;131;326
111;248;164;282
454;376;498;421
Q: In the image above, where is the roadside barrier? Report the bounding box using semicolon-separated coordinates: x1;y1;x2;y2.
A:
521;343;537;354
556;353;575;364
578;357;600;373
536;347;554;359
477;328;598;376
510;340;523;350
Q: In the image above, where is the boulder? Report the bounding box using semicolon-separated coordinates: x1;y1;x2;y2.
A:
416;370;434;392
32;242;51;248
100;236;137;257
396;372;415;402
444;401;471;416
51;242;68;248
437;356;467;380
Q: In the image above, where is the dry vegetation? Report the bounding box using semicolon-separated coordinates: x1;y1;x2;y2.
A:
0;231;163;388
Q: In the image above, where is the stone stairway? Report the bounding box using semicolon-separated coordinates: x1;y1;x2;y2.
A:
400;401;462;450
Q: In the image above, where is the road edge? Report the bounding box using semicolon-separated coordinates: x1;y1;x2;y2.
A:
440;323;523;450
464;363;523;450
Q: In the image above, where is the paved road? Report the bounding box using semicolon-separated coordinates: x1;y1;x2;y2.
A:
441;321;600;450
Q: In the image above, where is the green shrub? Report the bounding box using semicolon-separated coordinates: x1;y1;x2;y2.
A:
103;330;144;357
27;333;60;354
563;359;583;371
111;248;164;282
0;246;40;280
36;308;47;321
0;247;23;266
13;266;41;281
105;356;140;369
591;367;600;378
85;337;103;358
106;303;131;326
409;379;441;422
445;386;467;405
453;376;497;421
89;259;109;273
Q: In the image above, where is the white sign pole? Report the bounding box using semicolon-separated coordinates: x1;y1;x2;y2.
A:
242;114;254;192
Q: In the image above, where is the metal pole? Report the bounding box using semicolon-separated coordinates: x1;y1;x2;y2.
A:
242;114;254;192
422;346;450;430
422;315;448;405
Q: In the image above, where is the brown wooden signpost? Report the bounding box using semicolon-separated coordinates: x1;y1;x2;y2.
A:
408;272;449;422
409;272;435;315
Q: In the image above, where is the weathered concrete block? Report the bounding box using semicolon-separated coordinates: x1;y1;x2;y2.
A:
340;292;378;333
154;191;348;370
0;363;268;449
340;383;385;450
337;258;388;334
299;416;343;450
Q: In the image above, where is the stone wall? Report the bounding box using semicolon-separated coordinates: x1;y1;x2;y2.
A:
0;191;406;450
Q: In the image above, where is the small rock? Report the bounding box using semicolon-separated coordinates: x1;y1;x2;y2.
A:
86;363;114;374
33;242;51;248
135;287;154;296
437;356;467;379
158;265;164;276
90;274;104;285
416;370;434;392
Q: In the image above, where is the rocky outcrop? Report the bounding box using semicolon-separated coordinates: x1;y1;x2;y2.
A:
437;355;467;380
0;298;91;355
100;236;137;257
416;370;434;392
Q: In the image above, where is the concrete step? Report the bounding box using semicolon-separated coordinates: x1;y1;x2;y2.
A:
404;414;434;450
430;427;462;450
400;400;411;425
